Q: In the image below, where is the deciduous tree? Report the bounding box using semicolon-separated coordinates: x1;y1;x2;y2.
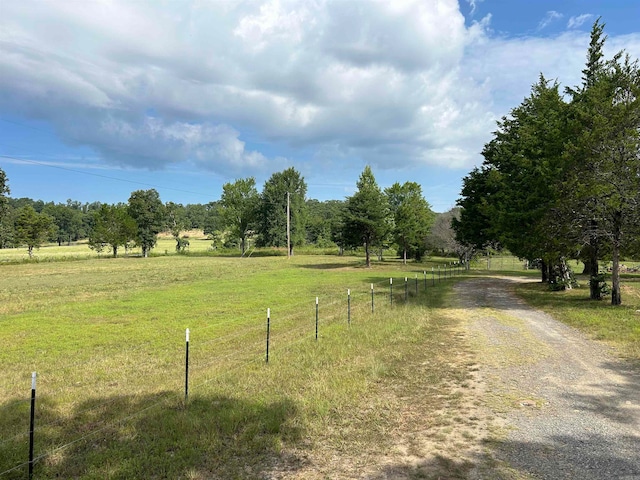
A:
385;182;434;263
219;178;259;255
88;204;137;257
128;189;165;258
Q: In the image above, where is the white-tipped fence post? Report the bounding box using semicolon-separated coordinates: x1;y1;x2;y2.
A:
315;297;319;341
371;283;374;313
404;277;408;302
185;328;190;402
29;372;36;480
347;289;351;326
390;278;393;306
266;308;271;364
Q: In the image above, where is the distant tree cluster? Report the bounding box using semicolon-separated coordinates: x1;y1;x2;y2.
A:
0;164;437;265
453;20;640;305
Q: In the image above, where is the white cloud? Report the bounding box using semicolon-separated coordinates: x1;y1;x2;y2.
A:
538;10;564;31
0;0;639;183
466;0;483;16
567;14;594;29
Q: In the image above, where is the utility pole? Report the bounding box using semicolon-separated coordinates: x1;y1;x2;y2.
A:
286;191;291;258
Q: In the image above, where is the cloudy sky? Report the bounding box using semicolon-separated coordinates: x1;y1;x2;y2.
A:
1;0;639;211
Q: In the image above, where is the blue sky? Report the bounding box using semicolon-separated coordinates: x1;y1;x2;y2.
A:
1;1;639;212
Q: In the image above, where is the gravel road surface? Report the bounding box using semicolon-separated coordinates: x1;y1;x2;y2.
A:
456;277;640;479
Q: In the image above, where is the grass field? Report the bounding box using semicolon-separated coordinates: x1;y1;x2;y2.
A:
0;253;475;479
2;244;638;478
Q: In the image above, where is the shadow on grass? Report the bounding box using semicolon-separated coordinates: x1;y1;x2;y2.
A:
0;392;303;479
299;262;362;270
494;433;640;479
368;455;476;479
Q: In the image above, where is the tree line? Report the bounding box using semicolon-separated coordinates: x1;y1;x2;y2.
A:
0;165;449;264
453;20;640;305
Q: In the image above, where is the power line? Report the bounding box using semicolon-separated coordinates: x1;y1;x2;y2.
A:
0;154;213;199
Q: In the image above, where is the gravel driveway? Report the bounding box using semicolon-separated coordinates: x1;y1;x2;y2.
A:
456;277;640;479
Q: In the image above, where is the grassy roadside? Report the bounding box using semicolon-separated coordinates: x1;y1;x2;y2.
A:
1;255;476;479
515;278;640;362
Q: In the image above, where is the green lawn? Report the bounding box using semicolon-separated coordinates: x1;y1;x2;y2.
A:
0;254;470;479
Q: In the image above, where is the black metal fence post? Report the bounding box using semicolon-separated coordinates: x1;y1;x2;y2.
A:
185;328;190;403
266;308;270;364
315;297;319;341
29;372;36;480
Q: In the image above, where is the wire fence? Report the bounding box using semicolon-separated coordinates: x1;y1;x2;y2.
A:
0;262;467;478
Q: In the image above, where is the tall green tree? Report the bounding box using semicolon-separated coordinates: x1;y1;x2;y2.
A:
385;182;435;263
14;205;55;258
88;204;137;257
219;178;259;255
257;167;307;255
0;168;11;248
565;50;640;304
342;166;390;267
489;76;572;282
453;166;501;254
128;189;165;258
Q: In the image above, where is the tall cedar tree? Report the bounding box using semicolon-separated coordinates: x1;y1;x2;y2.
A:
343;166;390;267
487;76;572;282
565;50;640;304
257;168;307;255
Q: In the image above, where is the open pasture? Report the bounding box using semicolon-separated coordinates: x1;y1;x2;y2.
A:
0;254;469;479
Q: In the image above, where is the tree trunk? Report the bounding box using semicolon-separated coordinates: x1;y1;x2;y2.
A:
611;213;622;305
365;241;371;268
403;248;407;265
588;220;600;299
112;245;118;258
611;246;621;305
241;236;246;256
541;259;548;283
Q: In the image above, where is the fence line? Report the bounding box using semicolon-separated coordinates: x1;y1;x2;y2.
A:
0;266;466;478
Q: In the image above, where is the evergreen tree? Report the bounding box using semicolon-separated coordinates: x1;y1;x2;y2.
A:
342;166;391;267
257;168;307;255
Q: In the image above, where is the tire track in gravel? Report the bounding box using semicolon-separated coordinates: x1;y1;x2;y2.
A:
456;277;640;480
